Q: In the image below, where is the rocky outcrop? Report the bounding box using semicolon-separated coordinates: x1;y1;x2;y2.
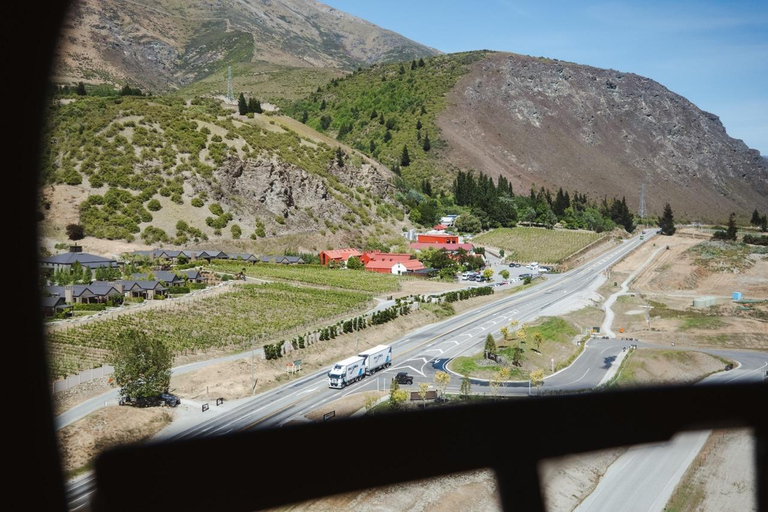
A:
437;53;768;220
197;158;396;235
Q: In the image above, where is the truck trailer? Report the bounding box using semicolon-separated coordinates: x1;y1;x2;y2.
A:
358;345;392;375
328;355;365;389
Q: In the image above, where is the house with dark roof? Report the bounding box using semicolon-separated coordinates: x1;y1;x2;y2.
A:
132;271;185;287
196;250;228;261
41;296;73;317
41;246;119;276
116;280;167;299
45;283;123;304
228;253;258;262
181;269;203;283
281;256;305;265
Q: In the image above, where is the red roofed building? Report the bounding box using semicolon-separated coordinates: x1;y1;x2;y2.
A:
360;251;413;265
365;258;426;275
319;248;362;266
417;233;459;244
433;224;447;231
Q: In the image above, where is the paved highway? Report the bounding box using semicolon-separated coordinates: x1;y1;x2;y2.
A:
574;349;767;512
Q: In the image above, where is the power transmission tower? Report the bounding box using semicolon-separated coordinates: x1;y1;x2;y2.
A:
639;183;647;219
226;66;234;102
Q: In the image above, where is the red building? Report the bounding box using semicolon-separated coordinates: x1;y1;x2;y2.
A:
417;233;459;244
365;259;426;275
360;251;413;265
319;248;362;266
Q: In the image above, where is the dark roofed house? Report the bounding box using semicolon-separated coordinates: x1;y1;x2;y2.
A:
118;280;167;299
228;253;258;263
41;296;72;318
282;256;305;265
132;271;184;287
41;246;118;275
260;256;277;264
196;250;228;261
182;269;203;283
45;283;122;304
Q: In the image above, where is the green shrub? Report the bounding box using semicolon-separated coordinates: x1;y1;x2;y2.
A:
209;203;224;216
146;199;162;211
191;197;204;208
231;224;242;239
275;215;286;225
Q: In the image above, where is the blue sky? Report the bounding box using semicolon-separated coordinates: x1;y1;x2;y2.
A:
325;0;768;154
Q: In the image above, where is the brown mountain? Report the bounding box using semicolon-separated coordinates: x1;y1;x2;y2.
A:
436;53;768;220
54;0;440;91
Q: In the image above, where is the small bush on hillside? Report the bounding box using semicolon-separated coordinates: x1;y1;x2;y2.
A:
66;223;85;241
146;199;162;211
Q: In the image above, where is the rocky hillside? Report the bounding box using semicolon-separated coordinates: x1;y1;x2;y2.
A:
293;52;767;220
53;0;439;92
40;95;410;252
437;53;768;221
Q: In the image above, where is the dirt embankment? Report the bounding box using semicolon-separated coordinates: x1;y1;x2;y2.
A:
57;406;172;474
665;429;755;512
615;349;727;387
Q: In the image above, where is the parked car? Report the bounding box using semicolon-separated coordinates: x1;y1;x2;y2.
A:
724;363;734;371
119;392;181;408
395;372;414;385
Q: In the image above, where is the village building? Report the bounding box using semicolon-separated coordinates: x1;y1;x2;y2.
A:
319;248;362;266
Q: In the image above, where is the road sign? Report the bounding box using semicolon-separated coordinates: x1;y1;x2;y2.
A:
323;411;336;421
550;358;555;372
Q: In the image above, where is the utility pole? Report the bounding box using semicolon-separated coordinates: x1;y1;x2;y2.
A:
226;65;234;103
639;183;647;220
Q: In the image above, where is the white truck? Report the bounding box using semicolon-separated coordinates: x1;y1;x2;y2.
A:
328;355;366;389
358;345;392;375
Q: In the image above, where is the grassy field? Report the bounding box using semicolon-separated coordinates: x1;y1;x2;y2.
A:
473;227;603;263
450;316;581;380
612;349;729;387
46;283;371;379
209;261;402;294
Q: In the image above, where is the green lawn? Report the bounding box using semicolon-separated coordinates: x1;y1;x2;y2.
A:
209;261;401;294
473;227;603;263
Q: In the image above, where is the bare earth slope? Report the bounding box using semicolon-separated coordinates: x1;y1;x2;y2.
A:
55;0;440;90
437;53;768;220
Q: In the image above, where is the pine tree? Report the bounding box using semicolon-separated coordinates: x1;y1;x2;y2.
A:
398;64;405;74
237;93;247;115
411;60;417;70
400;145;410;167
383;130;392;143
726;212;738;241
370;109;377;119
248;98;262;114
420;105;427;115
378;113;385;125
751;209;761;226
422;133;431;152
484;334;497;357
421;179;432;197
76;82;86;96
761;215;767;233
319;98;326;110
416;119;422;130
369;139;376;153
658;203;676;235
418;58;425;67
335;146;345;167
300;110;308;123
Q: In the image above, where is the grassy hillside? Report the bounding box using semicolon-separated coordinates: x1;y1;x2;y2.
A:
176;62;348;103
285;52;490;187
41;94;405;245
